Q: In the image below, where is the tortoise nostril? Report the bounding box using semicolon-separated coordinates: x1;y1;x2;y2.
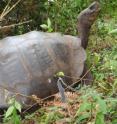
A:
89;5;96;10
89;2;100;11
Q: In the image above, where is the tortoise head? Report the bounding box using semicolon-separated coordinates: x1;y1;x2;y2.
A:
78;1;100;49
78;1;100;27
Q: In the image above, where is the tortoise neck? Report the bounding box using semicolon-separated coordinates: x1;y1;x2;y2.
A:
78;24;91;49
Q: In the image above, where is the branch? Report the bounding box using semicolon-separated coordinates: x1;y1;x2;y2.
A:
0;0;22;21
0;20;32;30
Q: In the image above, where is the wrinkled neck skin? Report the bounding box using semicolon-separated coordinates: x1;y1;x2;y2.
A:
78;24;91;49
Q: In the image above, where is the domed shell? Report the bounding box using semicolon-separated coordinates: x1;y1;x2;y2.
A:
0;31;86;107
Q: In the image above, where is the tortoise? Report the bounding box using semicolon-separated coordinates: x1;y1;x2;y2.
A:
0;2;100;109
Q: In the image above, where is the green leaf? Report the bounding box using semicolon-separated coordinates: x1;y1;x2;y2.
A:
5;106;14;118
47;28;53;33
15;101;22;112
76;102;91;115
75;113;90;123
93;53;100;65
13;114;21;124
109;29;117;34
93;95;107;114
45;112;55;124
113;79;117;87
47;18;51;28
98;99;107;114
95;112;105;124
112;119;117;124
40;24;48;29
56;71;65;77
113;55;117;60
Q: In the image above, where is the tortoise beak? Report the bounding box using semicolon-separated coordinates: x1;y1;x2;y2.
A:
89;1;100;13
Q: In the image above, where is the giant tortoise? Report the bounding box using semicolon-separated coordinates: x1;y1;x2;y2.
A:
0;2;100;108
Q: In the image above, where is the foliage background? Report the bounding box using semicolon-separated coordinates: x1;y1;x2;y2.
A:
0;0;117;123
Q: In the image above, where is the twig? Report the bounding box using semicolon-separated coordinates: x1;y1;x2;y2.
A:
0;20;32;30
0;0;22;21
65;65;93;89
0;0;11;19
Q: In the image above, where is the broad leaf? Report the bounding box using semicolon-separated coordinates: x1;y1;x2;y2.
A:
47;18;51;28
97;98;107;114
95;112;105;124
75;113;90;123
40;24;48;29
5;106;14;118
109;29;117;34
48;28;53;32
15;101;22;112
76;102;91;115
56;71;65;77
